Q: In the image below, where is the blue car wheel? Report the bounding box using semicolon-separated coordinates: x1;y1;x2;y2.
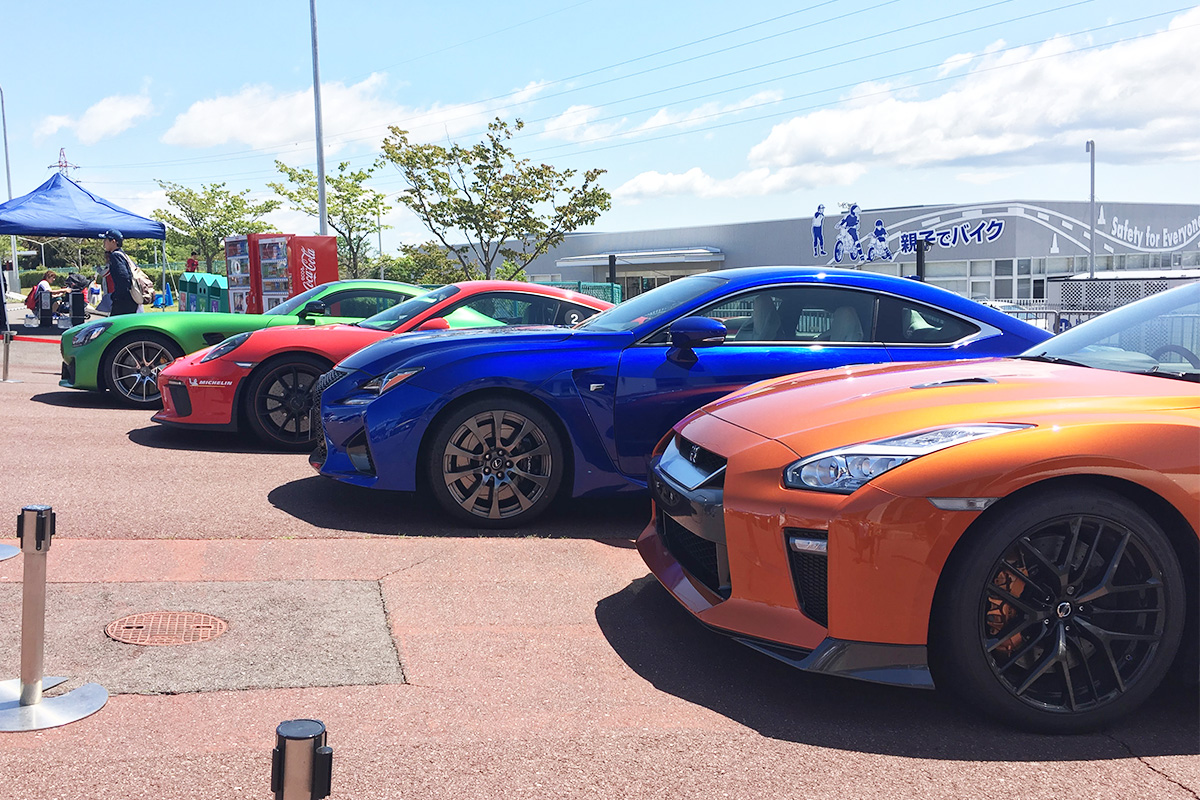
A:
425;397;565;528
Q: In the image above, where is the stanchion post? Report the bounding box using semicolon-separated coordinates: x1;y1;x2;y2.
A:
0;504;108;732
272;719;333;800
1;329;17;383
16;505;52;706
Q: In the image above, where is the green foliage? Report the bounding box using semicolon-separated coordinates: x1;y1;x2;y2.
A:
153;181;281;272
268;160;390;280
380;118;611;280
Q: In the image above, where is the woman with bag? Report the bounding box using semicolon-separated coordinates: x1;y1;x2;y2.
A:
101;230;139;316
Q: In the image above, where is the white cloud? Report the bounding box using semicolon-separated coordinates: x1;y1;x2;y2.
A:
541;91;784;143
612;8;1200;202
615;163;866;200
954;169;1017;185
748;8;1200;172
163;74;547;153
542;105;629;143
34;94;155;146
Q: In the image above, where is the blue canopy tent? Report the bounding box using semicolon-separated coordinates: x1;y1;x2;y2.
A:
0;173;165;240
0;174;169;328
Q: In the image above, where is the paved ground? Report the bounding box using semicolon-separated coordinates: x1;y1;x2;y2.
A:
0;331;1196;800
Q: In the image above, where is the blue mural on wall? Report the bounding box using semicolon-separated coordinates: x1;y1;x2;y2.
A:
833;203;863;263
866;219;893;261
812;204;827;257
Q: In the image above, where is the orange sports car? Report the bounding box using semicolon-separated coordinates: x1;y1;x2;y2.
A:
639;281;1199;733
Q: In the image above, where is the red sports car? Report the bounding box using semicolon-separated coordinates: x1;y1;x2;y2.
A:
152;281;612;449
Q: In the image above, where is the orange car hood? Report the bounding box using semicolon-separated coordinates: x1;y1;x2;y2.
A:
701;358;1200;453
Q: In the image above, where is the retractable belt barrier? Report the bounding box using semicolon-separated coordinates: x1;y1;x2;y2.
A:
272;718;334;800
0;505;108;731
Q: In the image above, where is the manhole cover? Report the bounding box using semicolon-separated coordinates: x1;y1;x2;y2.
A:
105;612;228;646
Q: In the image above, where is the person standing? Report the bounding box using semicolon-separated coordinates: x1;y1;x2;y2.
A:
101;230;139;316
186;250;200;272
812;204;827;257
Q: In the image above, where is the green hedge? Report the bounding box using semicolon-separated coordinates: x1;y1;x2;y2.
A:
17;267;185;292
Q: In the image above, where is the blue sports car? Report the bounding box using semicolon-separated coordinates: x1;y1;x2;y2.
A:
312;267;1052;527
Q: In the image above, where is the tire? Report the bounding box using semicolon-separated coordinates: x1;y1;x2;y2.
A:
833;240;844;263
100;333;184;407
244;354;330;451
930;486;1185;734
425;396;565;529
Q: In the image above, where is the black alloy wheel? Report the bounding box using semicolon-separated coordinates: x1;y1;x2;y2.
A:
932;487;1184;733
426;397;565;528
245;354;330;450
101;333;184;407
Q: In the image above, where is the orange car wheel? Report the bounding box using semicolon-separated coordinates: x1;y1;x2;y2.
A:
931;486;1185;734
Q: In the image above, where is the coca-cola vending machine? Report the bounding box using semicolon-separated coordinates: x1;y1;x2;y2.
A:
224;233;338;314
286;235;339;301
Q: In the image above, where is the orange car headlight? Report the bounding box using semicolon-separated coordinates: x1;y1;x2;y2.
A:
783;424;1033;494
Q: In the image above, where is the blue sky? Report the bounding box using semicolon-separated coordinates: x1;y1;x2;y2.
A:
3;1;1198;252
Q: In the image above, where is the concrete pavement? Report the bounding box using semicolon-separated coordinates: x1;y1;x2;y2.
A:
0;334;1196;800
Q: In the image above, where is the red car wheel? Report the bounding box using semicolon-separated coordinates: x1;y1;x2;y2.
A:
244;354;331;451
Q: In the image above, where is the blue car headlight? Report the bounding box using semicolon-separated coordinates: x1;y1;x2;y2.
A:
783;424;1033;494
71;322;111;348
342;366;424;405
200;332;251;363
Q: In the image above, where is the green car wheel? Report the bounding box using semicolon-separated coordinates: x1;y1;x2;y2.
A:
101;332;184;407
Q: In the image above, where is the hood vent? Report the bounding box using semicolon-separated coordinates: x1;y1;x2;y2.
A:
911;377;996;389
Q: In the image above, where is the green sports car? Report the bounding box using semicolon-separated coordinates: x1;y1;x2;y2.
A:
60;279;427;407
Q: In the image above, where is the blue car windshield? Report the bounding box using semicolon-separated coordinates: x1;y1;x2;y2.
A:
357;285;460;332
576;275;727;332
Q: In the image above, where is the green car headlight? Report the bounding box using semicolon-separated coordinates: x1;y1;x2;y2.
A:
71;322;112;348
200;332;252;363
783;424;1033;494
343;367;424;404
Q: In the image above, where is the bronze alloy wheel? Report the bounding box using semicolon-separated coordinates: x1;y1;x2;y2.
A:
103;334;182;407
428;398;564;528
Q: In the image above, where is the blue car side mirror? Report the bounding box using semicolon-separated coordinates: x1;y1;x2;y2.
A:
668;317;726;365
669;316;727;349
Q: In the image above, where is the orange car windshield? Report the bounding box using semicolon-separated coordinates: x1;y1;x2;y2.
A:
1021;283;1200;381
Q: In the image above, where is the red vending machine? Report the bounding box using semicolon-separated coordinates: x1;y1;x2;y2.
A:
225;233;338;313
225;232;282;315
285;235;339;299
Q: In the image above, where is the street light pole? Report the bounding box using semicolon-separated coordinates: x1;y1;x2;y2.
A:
1086;140;1096;279
309;0;329;237
1;83;15;299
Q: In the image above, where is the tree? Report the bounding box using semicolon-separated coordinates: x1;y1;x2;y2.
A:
153;181;281;271
268;160;390;279
380;118;611;280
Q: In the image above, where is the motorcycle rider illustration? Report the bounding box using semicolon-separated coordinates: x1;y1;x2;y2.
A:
865;218;894;262
833;203;863;263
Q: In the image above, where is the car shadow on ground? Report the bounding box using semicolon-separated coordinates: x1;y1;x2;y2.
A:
268;475;647;541
126;424;286;454
31;390;140;410
596;576;1199;760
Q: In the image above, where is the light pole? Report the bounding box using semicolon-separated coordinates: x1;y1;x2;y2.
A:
1085;140;1096;279
1;83;15;299
309;0;328;237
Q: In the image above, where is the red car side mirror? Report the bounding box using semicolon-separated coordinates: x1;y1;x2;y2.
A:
417;317;451;331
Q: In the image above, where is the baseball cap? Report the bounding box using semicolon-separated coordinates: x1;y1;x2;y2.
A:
101;229;124;245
